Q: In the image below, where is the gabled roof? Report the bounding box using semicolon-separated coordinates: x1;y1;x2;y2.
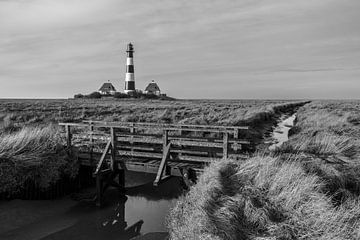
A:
145;81;160;92
99;82;116;92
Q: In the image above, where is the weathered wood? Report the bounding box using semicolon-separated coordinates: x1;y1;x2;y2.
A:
115;150;213;163
117;136;163;145
77;134;250;145
223;132;229;159
89;123;94;165
94;140;112;175
234;128;239;139
110;127;117;170
95;175;103;207
117;150;162;159
154;143;171;186
59;120;251;198
163;130;169;151
170;139;223;148
65;125;72;148
79;120;249;131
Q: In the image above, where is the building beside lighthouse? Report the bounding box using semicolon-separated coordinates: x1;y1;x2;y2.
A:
144;80;161;95
124;43;135;94
98;81;116;95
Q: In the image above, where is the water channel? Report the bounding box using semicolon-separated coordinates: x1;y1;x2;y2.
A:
268;113;296;150
0;113;297;240
0;171;183;240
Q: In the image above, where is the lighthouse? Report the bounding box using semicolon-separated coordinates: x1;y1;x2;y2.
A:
124;43;135;94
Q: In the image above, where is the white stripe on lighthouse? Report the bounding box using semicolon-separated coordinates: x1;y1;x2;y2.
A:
125;73;135;81
126;58;134;65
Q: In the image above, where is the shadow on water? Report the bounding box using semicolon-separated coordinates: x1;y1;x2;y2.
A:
0;172;184;240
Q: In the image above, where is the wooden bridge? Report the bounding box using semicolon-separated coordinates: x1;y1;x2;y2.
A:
59;121;250;206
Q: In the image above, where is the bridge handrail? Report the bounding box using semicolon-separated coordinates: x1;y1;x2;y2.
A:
59;121;249;133
81;120;248;130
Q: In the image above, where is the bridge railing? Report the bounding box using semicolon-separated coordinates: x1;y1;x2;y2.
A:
59;121;250;161
59;121;251;204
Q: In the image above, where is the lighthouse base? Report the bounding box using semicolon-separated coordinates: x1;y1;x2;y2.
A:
124;90;136;94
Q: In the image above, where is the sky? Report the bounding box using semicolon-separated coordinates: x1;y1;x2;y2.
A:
0;0;359;99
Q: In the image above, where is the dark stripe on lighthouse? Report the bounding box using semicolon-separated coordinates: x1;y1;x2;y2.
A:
125;81;135;90
126;65;134;73
127;52;133;58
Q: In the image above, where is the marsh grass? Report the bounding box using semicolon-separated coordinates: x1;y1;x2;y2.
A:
168;156;360;240
0;124;78;195
0;99;307;199
169;100;360;239
0;99;306;127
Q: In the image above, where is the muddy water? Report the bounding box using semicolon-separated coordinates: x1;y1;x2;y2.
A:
0;171;184;240
269;113;296;150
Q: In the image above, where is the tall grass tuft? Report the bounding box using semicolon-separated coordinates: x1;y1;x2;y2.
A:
0;124;78;195
168;156;360;239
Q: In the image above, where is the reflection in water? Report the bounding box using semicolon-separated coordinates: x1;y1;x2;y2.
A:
41;196;144;240
0;172;184;240
269;114;296;150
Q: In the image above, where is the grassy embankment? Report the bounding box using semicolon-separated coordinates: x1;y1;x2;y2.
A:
168;101;360;240
0;99;306;198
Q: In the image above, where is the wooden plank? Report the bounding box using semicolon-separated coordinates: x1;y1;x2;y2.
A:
116;135;250;147
164;127;234;133
60;121;249;132
118;145;158;152
178;155;214;163
116;136;163;145
94;140;112;175
154;143;171;186
116;132;161;138
170;139;223;148
80;120;249;130
115;149;213;163
117;150;163;159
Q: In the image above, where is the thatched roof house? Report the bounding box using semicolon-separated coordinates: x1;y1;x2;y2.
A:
99;82;116;95
144;80;161;95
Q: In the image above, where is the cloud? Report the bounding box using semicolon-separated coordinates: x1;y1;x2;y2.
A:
0;0;360;98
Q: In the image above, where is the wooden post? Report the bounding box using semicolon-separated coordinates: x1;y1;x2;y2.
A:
110;127;117;170
89;123;94;165
96;175;103;207
130;123;135;154
65;125;72;149
118;169;125;192
130;123;135;134
163;129;169;152
223;131;229;159
234;128;239;139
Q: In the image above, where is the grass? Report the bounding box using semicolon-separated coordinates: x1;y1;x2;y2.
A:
0;124;78;196
0;98;307;199
168;156;360;240
168;100;360;240
0;99;306;126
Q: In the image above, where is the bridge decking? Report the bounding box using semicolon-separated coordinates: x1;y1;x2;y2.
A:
59;121;251;206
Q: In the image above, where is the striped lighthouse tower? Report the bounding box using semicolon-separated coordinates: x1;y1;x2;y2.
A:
124;43;135;94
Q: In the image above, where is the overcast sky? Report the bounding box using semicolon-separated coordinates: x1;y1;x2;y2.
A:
0;0;359;99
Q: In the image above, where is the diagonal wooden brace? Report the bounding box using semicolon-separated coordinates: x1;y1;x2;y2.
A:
94;140;112;176
153;143;171;186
